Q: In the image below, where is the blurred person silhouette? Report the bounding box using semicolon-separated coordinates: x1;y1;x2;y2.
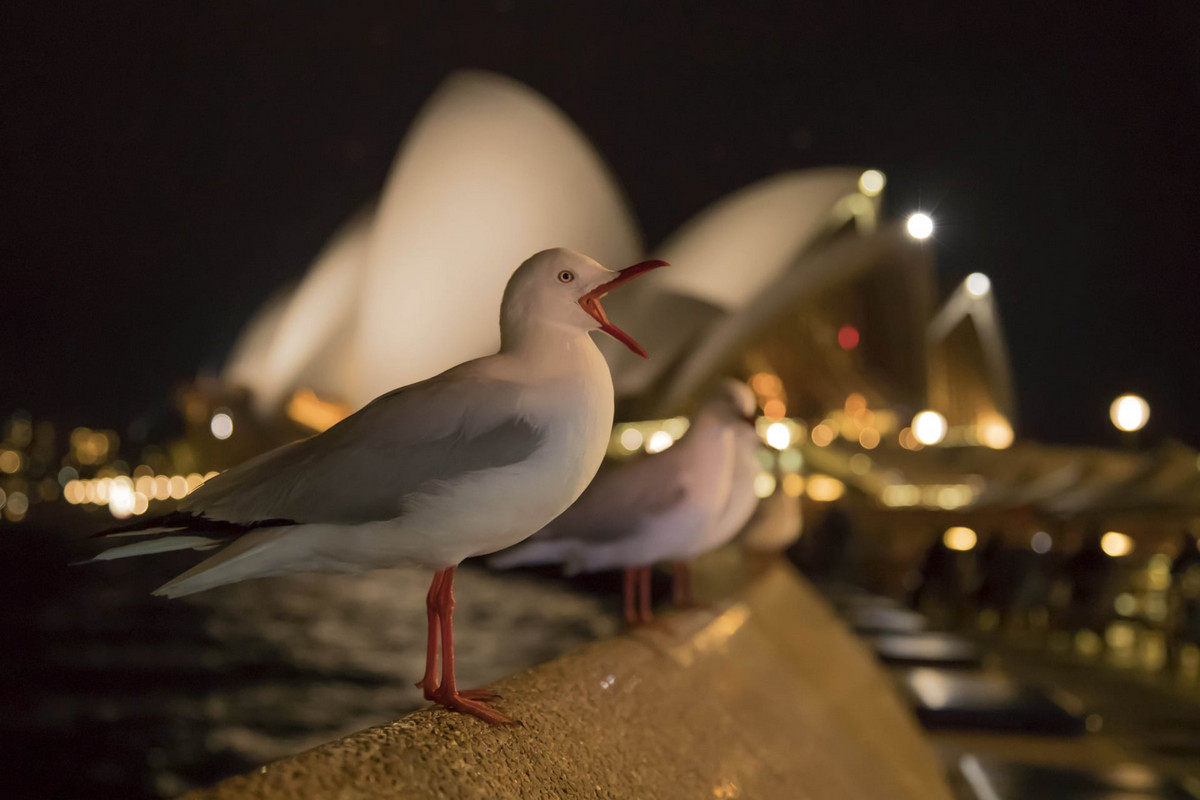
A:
908;527;970;629
973;530;1014;629
788;502;854;582
1165;529;1200;673
1061;522;1118;648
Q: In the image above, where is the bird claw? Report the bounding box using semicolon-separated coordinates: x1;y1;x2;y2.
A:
431;688;512;724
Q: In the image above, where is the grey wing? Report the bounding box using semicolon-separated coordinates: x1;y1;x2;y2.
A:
182;373;543;525
529;448;689;545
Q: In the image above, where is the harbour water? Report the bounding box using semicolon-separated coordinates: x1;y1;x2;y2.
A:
1;518;619;798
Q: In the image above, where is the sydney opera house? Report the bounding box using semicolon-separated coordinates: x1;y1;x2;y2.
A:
148;71;1195;588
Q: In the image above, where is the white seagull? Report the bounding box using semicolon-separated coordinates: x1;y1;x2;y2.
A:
491;380;761;625
87;247;666;724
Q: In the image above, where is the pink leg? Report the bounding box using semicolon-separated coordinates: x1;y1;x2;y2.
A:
416;569;445;699
428;566;511;724
672;561;695;608
638;565;654;625
623;567;638;627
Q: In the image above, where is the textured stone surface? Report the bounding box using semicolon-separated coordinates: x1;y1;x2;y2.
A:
188;563;954;800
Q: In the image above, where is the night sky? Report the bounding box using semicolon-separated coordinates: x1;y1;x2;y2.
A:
4;3;1199;447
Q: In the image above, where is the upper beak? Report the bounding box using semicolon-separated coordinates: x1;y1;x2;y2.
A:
578;259;668;358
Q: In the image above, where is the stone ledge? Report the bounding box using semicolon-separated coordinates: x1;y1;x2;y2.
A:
187;564;953;799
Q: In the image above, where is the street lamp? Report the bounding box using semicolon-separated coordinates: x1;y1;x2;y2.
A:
906;212;934;240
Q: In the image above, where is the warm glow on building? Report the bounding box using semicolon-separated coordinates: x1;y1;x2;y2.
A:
978;414;1014;449
806;474;845;502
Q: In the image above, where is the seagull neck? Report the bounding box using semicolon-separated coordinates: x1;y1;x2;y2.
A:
501;320;595;366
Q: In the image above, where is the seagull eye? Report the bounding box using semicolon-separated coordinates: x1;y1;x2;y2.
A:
557;270;575;284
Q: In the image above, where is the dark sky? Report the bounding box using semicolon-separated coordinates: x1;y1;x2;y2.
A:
3;3;1199;447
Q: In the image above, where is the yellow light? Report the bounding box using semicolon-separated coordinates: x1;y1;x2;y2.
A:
132;492;149;516
943;526;977;552
618;427;644;452
153;475;171;500
1109;394;1149;433
645;430;674;454
0;487;5;510
965;272;991;298
937;485;972;509
765;422;791;450
1101;531;1133;557
858;427;881;449
135;475;154;497
0;450;20;474
858;169;886;197
897;427;922;450
64;480;85;505
749;372;783;397
754;472;777;498
663;416;690;439
782;474;804;497
810;423;834;447
210;412;234;440
849;453;872;475
6;491;28;516
906;212;934;240
108;476;135;519
94;478;112;504
806;474;845;502
881;484;920;507
911;410;948;445
186;473;205;492
167;476;189;500
762;398;786;419
978;414;1014;449
204;471;220;481
844;393;867;414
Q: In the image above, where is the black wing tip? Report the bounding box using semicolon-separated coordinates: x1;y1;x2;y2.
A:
91;511;300;539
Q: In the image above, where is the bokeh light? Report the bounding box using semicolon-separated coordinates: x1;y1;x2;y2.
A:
1109;394;1149;433
906;212;934;240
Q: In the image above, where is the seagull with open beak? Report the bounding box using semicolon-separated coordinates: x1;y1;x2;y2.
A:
85;247;665;724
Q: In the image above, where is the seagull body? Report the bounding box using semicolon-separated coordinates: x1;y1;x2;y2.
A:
741;479;803;554
89;248;665;723
492;380;761;623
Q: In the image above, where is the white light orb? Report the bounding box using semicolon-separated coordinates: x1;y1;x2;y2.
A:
858;169;886;197
906;212;934;240
645;430;674;454
1030;531;1052;554
765;422;791;450
1109;394;1149;433
911;410;948;445
210;412;234;440
965;272;991;297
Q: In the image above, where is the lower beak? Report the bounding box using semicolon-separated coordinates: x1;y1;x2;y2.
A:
578;259;668;358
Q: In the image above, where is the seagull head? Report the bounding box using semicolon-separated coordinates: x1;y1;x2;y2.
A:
502;248;667;358
705;378;759;425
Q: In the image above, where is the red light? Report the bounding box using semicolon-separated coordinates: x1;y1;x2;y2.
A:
838;325;860;350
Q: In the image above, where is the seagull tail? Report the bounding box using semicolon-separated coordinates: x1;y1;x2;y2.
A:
489;539;571;571
78;534;222;564
152;527;296;598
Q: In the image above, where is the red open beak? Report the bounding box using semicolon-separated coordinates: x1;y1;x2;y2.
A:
578;259;668;358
